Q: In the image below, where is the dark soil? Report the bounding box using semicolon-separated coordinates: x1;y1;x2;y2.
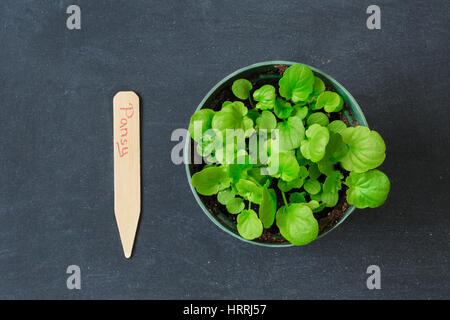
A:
189;64;358;244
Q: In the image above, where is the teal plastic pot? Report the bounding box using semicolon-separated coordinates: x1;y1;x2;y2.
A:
185;61;368;247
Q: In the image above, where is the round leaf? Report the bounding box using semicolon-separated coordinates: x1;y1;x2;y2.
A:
267;152;300;182
256;111;277;130
328;120;347;134
279;64;315;102
340;126;386;173
253;85;276;110
232;79;253;100
276;204;318;245
315;91;344;112
300;124;330;162
307;112;330;127
217;188;235;205
274;98;294;119
211;101;252;134
312;76;325;97
191;166;231;196
226;197;245;214
276;116;305;151
345;170;390;208
321;192;339;207
289;192;306;203
188;109;215;142
292;105;309;120
304;179;321;195
235;179;263;204
237;209;263;240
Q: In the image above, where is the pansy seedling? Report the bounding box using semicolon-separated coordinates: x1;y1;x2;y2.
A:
232;79;253;100
237;209;263;240
340;126;386;173
306;112;329;127
235;179;263;204
256;110;277;131
191;166;231;196
315;91;344;112
279;64;315;103
345;170;390;208
274;98;294;119
276;116;305;151
189;63;390;246
300;124;330;162
226;197;245;214
253;84;276;110
276;204;318;245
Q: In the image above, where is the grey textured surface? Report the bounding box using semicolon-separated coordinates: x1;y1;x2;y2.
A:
0;0;448;299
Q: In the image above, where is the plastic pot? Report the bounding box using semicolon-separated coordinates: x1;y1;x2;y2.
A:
184;61;368;247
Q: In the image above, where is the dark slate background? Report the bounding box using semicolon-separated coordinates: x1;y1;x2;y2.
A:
0;0;448;299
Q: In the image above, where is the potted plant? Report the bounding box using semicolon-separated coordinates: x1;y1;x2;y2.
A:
185;61;390;247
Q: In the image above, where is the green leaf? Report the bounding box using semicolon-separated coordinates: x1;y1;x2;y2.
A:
276;204;318;245
323;171;344;194
211;101;253;135
328;120;347;134
308;163;321;180
267;152;300;182
340;126;386;173
237;209;263;240
256;110;277;130
304;179;321;195
276;116;305;151
312;202;326;213
226;197;245;214
312;76;325;97
246;167;271;186
277;177;304;192
289;192;306;203
298;166;309;178
321;192;339;207
196;130;220;156
317;158;335;176
304;200;320;210
315;91;344;112
188;109;215;142
279;64;315;103
309;192;322;202
235;179;263;204
345;170;390;208
292;105;309;120
259;188;277;228
253;85;276;110
324;132;348;164
300;124;330;162
274;98;294;119
191;166;231;196
232;79;253;100
217;188;235;205
306;112;329;127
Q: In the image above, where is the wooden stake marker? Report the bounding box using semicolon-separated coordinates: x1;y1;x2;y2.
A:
113;91;141;258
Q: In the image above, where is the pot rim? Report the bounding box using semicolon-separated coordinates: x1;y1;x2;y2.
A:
184;61;367;247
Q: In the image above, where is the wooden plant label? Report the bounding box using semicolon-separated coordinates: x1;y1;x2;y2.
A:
113;91;141;258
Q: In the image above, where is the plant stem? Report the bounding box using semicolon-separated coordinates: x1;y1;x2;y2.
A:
248;96;254;108
248;201;252;210
281;191;288;206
